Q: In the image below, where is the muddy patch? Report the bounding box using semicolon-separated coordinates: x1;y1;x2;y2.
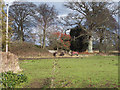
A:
24;78;51;88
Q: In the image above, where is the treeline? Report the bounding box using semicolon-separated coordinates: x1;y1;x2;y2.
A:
1;0;119;53
62;1;119;53
1;1;58;51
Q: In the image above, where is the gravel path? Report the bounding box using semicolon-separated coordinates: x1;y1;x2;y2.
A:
19;56;81;60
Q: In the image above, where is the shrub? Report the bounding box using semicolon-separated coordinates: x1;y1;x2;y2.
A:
50;32;71;51
0;71;27;88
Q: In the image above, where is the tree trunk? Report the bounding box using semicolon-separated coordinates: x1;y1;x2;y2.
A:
42;29;46;49
88;36;93;53
57;44;58;51
20;23;24;42
20;31;24;42
39;35;42;48
99;37;103;53
104;37;108;53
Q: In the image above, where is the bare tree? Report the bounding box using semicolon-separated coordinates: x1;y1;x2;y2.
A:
34;3;58;49
61;1;118;53
91;4;118;53
9;1;36;42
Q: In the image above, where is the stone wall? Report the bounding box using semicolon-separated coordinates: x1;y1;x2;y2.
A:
0;52;21;73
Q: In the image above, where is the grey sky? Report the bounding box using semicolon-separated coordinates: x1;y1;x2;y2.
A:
34;2;72;16
4;0;120;14
4;0;72;17
4;0;120;3
4;0;119;17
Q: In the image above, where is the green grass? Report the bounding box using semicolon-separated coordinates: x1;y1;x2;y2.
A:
19;55;118;88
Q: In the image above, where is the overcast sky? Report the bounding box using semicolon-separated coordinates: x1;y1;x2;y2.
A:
4;0;120;3
4;0;120;16
4;0;73;17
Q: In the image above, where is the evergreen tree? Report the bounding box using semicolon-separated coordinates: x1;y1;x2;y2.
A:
70;26;88;52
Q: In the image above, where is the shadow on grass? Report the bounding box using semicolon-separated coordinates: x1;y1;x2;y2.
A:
109;52;120;56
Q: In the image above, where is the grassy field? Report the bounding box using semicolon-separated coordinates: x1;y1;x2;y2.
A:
19;55;118;88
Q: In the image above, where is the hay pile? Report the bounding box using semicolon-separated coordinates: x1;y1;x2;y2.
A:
0;52;21;73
